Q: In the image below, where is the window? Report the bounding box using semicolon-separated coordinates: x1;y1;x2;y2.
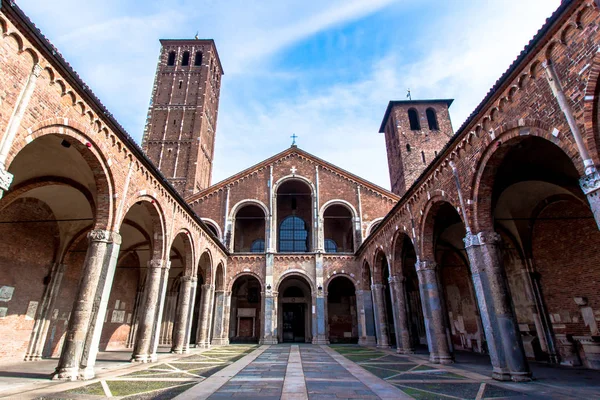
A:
421;151;426;164
408;108;420;130
426;108;439;130
325;239;337;253
406;143;411;152
279;216;308;252
250;239;265;253
167;51;176;66
178;80;183;89
181;51;190;66
194;51;203;66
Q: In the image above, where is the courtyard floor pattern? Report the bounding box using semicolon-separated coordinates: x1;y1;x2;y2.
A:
39;345;257;400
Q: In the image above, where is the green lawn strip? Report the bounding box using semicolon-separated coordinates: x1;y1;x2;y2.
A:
122;382;196;400
106;380;193;396
362;365;406;380
189;365;229;378
398;382;482;399
64;381;105;396
398;386;457;400
168;362;224;371
413;364;436;372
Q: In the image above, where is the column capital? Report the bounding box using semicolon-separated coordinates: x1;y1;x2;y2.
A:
0;166;14;193
389;275;405;284
88;229;121;245
180;276;197;283
32;63;43;77
371;283;384;290
415;260;437;272
580;170;600;195
202;283;214;290
464;231;501;248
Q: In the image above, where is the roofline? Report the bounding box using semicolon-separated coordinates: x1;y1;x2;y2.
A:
1;1;229;254
187;146;400;203
159;38;224;74
359;0;576;256
379;99;454;133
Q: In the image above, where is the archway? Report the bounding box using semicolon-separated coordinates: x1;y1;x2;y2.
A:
229;275;262;343
277;275;312;343
327;276;358;343
359;261;377;345
277;179;313;252
233;204;266;253
210;262;226;344
374;250;394;348
478;135;600;369
189;251;211;346
0;133;108;362
323;204;354;253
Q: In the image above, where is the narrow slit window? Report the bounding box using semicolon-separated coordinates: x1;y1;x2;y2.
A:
406;143;411;152
421;151;426;164
178;80;183;89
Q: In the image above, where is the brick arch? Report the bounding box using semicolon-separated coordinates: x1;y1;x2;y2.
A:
324;273;358;296
170;229;195;277
275;270;316;295
214;262;225;291
227;271;264;293
582;48;600;165
229;199;269;219
273;174;316;195
419;195;464;261
470;126;583;232
118;195;167;261
319;199;358;219
390;229;415;276
372;248;389;284
361;259;372;289
197;249;213;284
6;122;116;230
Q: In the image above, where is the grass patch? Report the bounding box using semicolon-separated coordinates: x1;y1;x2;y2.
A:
399;386;454;400
107;380;193;396
123;382;196;400
64;381;105;396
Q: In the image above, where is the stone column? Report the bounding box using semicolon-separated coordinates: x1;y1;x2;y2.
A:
0;64;42;199
313;254;328;344
357;290;377;346
261;289;278;344
182;277;198;352
53;230;121;380
25;263;66;361
197;284;215;348
389;276;413;354
211;289;230;345
416;260;453;364
132;259;169;362
171;276;195;353
464;231;531;381
371;284;390;348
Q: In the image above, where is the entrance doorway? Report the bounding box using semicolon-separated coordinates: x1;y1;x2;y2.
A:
277;275;313;343
282;304;305;342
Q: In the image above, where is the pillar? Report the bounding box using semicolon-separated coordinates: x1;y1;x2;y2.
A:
183;277;198;352
313;254;328;344
356;290;377;346
211;290;230;345
197;284;214;348
389;276;413;354
464;231;531;381
132;259;169;363
0;64;42;199
261;290;278;344
171;276;195;353
25;263;66;361
52;230;121;380
416;260;453;364
371;284;390;348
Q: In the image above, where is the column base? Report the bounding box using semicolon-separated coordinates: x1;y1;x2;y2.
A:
23;354;43;362
510;371;533;382
396;348;415;355
491;368;512;381
52;367;79;381
131;353;157;363
359;336;377;346
429;354;454;364
170;348;185;354
211;338;230;346
79;367;96;381
259;337;278;345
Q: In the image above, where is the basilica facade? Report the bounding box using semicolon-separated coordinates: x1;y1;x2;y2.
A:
0;0;599;384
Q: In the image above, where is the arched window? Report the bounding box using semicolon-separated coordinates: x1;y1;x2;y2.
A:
406;143;411;152
250;239;265;253
279;216;308;252
194;51;203;66
408;108;420;131
167;51;176;66
426;108;439;130
324;239;337;253
181;51;190;66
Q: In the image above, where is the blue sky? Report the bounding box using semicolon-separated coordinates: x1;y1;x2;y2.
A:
18;0;561;189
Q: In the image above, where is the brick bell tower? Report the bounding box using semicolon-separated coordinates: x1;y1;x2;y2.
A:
142;39;223;197
379;99;454;197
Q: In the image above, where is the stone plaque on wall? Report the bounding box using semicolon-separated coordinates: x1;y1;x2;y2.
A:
238;308;256;317
0;286;14;302
112;310;125;323
0;307;7;318
25;301;38;320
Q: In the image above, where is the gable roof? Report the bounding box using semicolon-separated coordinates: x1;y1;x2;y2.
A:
186;146;400;203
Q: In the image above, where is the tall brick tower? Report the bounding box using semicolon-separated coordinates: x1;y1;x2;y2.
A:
379;99;454;197
142;39;223;197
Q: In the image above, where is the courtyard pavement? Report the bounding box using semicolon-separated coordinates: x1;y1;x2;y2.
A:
0;344;599;399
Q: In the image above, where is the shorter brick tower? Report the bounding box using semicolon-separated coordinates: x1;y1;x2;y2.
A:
379;99;454;197
142;39;223;197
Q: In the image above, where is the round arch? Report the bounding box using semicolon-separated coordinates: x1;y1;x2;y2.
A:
273;174;316;194
201;218;222;240
419;196;464;261
325;273;359;294
197;249;213;284
227;271;265;293
170;229;195;276
319;199;358;219
275;270;316;295
366;218;384;237
118;195;167;261
391;230;416;276
229;199;270;220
